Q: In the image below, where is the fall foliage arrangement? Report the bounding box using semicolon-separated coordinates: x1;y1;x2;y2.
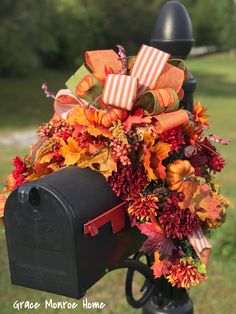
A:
1;45;230;289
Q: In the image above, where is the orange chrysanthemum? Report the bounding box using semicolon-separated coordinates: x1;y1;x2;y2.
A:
194;100;209;126
183;122;202;149
166;260;206;289
128;194;159;221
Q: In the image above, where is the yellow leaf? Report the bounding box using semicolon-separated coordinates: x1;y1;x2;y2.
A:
26;173;41;182
78;147;117;179
38;152;54;164
85;125;113;139
97;149;117;179
66;107;89;126
59;137;86;166
48;162;60;171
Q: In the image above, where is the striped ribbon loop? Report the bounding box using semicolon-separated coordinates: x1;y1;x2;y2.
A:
187;227;212;265
54;89;88;120
102;74;138;111
130;44;170;97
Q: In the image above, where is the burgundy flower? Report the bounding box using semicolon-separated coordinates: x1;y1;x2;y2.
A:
158;194;200;240
208;156;225;172
160;126;185;152
188;137;225;175
108;163;148;200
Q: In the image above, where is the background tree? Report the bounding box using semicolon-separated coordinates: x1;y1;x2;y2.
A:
0;0;235;76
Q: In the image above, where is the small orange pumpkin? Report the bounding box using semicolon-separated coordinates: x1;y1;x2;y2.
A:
101;108;128;127
7;173;16;192
86;107;128;128
166;160;195;192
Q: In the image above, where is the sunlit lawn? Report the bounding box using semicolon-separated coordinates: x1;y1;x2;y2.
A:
0;53;236;314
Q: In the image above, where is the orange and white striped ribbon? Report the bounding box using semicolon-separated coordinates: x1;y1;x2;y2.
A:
102;74;138;111
187;227;212;264
131;44;170;97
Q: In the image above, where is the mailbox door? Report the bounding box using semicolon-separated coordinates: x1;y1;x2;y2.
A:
35;167;145;292
4;185;83;299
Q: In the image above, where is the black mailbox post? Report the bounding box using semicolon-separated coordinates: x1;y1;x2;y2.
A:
4;167;144;299
142;1;196;314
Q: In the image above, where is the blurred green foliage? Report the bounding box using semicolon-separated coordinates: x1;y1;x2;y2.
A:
0;0;235;76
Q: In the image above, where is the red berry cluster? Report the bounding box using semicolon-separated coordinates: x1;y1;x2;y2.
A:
37;119;73;140
112;139;131;166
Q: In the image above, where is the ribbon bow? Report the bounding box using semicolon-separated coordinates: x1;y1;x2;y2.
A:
54;45;186;123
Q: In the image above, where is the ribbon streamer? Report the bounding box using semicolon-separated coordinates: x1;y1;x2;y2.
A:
85;49;122;76
187;227;212;265
153;110;189;133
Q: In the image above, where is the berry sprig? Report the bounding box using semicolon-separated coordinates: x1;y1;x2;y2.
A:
37;119;74;139
112;138;131;166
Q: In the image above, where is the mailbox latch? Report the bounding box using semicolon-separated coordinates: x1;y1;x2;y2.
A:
84;202;126;236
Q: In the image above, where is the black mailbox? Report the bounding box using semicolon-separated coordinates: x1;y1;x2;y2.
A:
4;166;144;299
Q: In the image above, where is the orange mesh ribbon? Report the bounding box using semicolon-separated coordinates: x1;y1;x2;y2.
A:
153;110;189;133
187;227;212;265
85;50;122;77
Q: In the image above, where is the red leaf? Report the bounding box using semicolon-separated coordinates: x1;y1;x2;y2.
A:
123;109;151;132
138;221;176;258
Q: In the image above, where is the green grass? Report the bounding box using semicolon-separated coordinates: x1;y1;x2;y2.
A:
0;53;236;314
0;68;71;132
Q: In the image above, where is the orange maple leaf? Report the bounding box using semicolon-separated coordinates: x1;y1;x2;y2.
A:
123;109;152;132
179;180;200;211
180;183;222;221
59;137;86;166
151;252;171;279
